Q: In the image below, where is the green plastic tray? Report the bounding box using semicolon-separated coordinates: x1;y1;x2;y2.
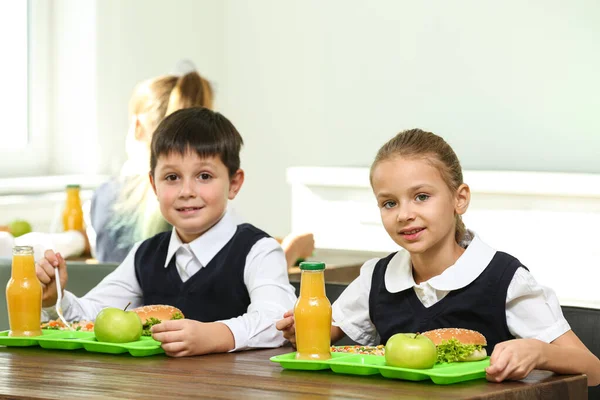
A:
0;330;164;357
270;351;490;385
268;351;353;371
0;330;60;347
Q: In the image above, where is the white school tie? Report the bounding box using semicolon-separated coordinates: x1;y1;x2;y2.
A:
176;245;194;282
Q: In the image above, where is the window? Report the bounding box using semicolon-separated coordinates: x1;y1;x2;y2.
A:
0;1;50;178
0;2;27;149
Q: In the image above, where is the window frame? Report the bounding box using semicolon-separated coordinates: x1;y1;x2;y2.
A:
0;0;51;178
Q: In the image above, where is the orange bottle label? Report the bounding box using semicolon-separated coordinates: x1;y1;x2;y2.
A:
294;270;332;360
6;253;43;337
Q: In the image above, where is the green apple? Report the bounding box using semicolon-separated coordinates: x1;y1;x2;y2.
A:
385;333;437;369
8;219;32;238
94;307;143;343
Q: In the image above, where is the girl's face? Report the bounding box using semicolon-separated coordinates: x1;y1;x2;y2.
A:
150;150;244;243
371;156;468;256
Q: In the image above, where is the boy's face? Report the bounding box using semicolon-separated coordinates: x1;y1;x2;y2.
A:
150;150;244;243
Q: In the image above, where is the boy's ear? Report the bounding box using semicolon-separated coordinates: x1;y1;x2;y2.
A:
149;172;158;196
228;169;245;200
455;183;470;216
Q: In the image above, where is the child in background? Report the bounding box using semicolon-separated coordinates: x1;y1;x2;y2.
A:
277;128;600;385
90;70;212;263
37;107;296;357
90;68;314;267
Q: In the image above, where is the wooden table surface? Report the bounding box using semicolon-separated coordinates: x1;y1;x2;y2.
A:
0;346;587;399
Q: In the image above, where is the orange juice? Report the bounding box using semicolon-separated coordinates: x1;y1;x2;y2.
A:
6;246;43;337
294;261;332;360
62;184;84;231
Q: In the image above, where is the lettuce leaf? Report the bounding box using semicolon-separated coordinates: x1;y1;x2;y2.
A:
436;338;483;363
141;313;184;336
141;317;162;336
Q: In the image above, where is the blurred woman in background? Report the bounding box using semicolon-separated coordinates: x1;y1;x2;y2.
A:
90;67;313;266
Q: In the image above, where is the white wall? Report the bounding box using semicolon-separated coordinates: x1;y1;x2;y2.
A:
94;0;225;176
45;0;224;177
217;0;600;237
40;0;600;239
50;0;98;175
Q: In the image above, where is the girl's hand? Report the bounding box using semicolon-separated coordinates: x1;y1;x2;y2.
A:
35;250;68;307
151;319;234;357
486;338;544;382
275;310;296;347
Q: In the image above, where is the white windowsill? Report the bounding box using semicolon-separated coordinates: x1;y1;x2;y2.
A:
0;174;110;196
287;168;600;198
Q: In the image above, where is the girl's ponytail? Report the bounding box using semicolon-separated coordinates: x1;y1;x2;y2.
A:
455;215;466;244
166;71;213;116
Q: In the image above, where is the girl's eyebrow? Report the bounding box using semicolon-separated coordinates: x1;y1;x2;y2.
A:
375;184;436;200
376;191;394;200
409;184;435;192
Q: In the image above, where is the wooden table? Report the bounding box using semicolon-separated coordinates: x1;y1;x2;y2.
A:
0;346;587;399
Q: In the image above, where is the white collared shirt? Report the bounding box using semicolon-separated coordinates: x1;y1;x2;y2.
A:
44;211;297;351
332;234;571;346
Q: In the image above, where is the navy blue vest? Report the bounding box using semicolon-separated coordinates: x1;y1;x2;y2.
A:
369;251;525;353
134;223;269;322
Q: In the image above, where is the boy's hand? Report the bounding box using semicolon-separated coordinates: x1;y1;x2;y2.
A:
35;250;68;307
486;338;543;382
275;310;296;347
151;319;234;357
281;233;315;267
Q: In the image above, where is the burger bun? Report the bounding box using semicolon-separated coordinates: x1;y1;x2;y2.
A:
131;305;183;324
422;328;488;362
421;328;487;346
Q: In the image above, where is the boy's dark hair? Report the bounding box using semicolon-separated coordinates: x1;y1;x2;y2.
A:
150;107;243;177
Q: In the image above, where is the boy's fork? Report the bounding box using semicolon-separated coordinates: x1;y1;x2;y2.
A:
54;264;72;330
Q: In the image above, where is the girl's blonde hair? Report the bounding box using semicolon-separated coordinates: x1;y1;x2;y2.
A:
370;128;466;243
111;71;213;248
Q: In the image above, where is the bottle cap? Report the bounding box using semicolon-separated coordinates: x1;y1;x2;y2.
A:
66;184;81;189
299;261;326;271
13;246;34;255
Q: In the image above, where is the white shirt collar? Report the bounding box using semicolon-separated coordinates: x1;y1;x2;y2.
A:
384;233;497;293
164;210;238;269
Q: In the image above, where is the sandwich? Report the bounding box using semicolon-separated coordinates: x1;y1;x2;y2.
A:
131;305;184;336
422;328;487;363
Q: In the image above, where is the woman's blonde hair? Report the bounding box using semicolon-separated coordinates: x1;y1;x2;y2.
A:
110;71;214;248
129;72;214;135
370;128;466;244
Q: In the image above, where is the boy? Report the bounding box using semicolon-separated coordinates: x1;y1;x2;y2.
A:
37;107;297;357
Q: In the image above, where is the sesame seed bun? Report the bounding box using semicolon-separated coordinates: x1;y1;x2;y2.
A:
421;328;487;346
131;305;183;324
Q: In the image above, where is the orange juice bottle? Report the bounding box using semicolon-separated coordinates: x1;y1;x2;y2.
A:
62;184;84;231
294;261;332;360
6;246;43;337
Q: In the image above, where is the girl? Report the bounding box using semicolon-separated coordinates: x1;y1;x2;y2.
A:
276;128;600;385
